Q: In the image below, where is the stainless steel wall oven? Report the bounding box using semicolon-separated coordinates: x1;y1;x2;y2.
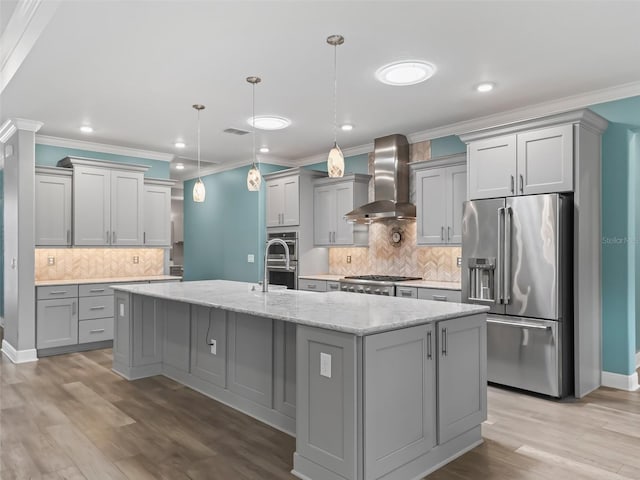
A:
266;232;298;289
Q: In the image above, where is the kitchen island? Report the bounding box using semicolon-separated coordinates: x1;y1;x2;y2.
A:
111;280;488;480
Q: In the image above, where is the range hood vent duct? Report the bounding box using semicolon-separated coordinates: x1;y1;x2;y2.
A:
344;134;415;224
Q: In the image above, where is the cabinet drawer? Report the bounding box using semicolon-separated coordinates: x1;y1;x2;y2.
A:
79;317;114;343
395;286;418;299
79;295;114;320
298;279;327;292
417;288;461;303
79;283;114;297
327;281;341;292
37;285;79;300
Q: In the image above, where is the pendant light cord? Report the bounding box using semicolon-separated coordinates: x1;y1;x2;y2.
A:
197;108;201;180
252;81;256;167
333;42;338;145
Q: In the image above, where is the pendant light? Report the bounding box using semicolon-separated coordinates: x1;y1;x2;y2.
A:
246;76;262;191
192;104;206;203
327;34;345;178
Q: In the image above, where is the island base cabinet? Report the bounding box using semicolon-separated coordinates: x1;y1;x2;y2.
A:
274;320;297;419
191;306;227;388
161;300;191;373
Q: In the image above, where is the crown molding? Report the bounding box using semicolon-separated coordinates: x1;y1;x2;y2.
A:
182;156;297;181
1;0;60;94
35;134;175;162
292;142;374;168
0;118;43;142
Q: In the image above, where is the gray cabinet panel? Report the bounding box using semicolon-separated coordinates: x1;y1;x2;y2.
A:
437;314;487;444
274;321;296;419
111;170;144;245
35;173;71;246
79;284;114;297
282;176;300;226
448;164;467;244
113;292;132;366
395;286;418;299
364;324;436;479
162;300;191;372
79;317;114;343
73;165;111;245
191;306;226;387
296;326;356;480
37;285;78;300
228;313;273;407
416;168;447;245
468;134;517;200
417;288;462;303
313;185;334;245
37;298;78;349
132;295;163;366
298;278;327;292
79;295;114;320
144;184;171;246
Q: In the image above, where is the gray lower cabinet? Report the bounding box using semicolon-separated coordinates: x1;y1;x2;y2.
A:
228;312;274;407
364;324;436;479
417;288;462;303
78;317;114;343
298;278;327;292
274;320;296;419
437;314;487;444
191;306;226;387
36;298;78;349
162;300;191;372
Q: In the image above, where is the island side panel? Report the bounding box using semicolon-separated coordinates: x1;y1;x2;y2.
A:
294;325;358;480
274;320;297;419
161;299;191;373
113;291;132;373
191;305;227;388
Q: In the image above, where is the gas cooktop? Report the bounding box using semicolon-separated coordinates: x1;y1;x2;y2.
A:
343;275;422;283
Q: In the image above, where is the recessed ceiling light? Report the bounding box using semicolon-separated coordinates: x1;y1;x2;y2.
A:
259;147;270;153
248;115;291;130
175;163;185;170
174;141;186;148
476;82;495;93
375;61;436;86
341;124;354;131
80;125;93;133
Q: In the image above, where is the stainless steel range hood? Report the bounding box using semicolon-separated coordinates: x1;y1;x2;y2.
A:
344;134;415;224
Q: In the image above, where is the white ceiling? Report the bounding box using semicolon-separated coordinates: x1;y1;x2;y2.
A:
2;1;640;181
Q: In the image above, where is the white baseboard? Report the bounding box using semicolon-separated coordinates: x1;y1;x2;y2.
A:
1;339;38;364
602;370;640;391
636;351;640;370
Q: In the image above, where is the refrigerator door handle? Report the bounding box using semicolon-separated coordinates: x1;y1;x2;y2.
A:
496;207;505;304
504;206;512;304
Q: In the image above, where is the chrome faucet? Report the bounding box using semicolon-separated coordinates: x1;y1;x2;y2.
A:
263;238;290;292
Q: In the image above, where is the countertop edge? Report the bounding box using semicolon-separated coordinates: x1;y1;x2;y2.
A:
35;275;183;287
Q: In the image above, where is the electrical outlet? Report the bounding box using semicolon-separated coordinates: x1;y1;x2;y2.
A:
133;256;139;264
209;339;217;355
47;256;55;266
346;255;352;264
457;257;462;267
320;352;332;378
247;254;255;263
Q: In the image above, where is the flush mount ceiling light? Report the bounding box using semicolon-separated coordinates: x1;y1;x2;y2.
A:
341;124;354;131
476;82;495;93
247;115;290;130
327;34;345;178
174;141;186;148
192;104;206;203
259;146;270;153
80;125;93;133
246;76;262;192
375;60;436;86
175;163;185;170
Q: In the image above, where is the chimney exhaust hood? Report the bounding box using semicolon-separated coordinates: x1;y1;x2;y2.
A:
344;134;416;224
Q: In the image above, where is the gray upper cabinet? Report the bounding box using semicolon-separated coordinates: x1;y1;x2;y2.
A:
35;167;72;246
266;175;299;227
414;157;466;246
466;124;574;200
144;179;174;246
313;174;370;246
58;157;148;246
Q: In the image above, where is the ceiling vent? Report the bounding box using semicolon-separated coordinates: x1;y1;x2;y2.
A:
224;128;250;136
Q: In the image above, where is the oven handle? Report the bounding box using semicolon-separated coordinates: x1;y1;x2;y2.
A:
266;265;297;272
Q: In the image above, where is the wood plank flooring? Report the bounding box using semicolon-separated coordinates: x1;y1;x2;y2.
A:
1;345;639;479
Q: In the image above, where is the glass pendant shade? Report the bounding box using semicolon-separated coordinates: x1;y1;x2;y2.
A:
193;178;206;202
247;164;261;191
328;143;345;178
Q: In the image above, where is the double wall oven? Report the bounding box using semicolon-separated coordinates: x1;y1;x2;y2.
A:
266;231;298;289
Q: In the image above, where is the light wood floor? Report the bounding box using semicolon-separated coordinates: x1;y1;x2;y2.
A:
1;346;639;480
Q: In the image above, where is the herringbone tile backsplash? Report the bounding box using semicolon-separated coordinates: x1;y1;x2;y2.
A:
35;248;165;281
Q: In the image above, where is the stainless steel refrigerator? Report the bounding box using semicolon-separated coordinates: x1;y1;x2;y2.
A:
462;193;572;397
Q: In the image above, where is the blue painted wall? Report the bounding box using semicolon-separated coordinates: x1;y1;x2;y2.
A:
305;153;370;174
183;163;287;282
431;135;466;158
35;144;170;179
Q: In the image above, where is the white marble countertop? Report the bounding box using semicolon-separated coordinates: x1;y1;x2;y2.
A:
35;275;182;287
112;280;487;336
298;274;461;291
298;274;344;282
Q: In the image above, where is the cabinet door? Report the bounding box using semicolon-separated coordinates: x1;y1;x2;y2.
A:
333;182;354;245
228;312;273;407
191;306;226;387
468;134;516;199
37;298;78;349
162;300;191;372
274;321;297;419
35;174;72;246
517;124;573;195
111;170;144;245
437;314;487;444
282;176;300;226
266;181;283;227
446;164;467;245
364;324;436;479
314;186;334;246
144;185;171;246
416;168;447;245
73;166;111;245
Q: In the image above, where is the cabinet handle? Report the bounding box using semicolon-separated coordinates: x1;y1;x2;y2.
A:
50;290;67;295
329;231;332;243
143;232;146;244
66;229;71;245
447;226;451;241
72;302;76;315
400;290;413;297
112;231;117;244
307;284;317;290
90;328;105;334
432;295;447;301
519;174;524;193
329;284;338;290
427;331;432;360
89;306;105;310
510;175;515;194
441;226;445;240
442;327;447;356
89;288;105;293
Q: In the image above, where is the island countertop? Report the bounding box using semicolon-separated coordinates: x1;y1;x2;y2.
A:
111;279;487;336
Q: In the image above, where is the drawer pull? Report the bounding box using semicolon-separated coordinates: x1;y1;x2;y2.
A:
432;295;447;301
307;284;317;289
401;291;413;297
89;328;105;334
89;306;106;310
329;284;338;290
50;290;67;295
89;288;105;293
